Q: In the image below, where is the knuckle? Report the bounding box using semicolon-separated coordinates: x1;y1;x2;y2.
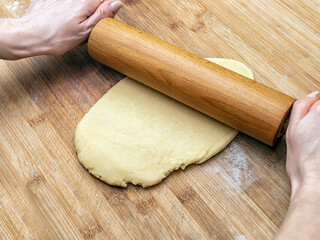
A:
99;6;109;18
293;99;305;109
286;126;299;145
78;22;88;33
78;23;91;37
99;3;113;18
314;102;320;113
285;132;292;145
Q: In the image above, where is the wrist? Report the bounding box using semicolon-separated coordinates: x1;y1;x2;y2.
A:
288;161;320;198
0;18;49;60
291;183;320;207
276;185;320;240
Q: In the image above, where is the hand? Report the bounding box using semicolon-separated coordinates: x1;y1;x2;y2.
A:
275;91;320;239
22;0;122;56
0;0;122;60
286;91;320;197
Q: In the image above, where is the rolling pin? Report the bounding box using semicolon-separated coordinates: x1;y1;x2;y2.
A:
88;18;296;146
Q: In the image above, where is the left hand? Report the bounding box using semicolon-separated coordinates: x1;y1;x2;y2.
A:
21;0;122;56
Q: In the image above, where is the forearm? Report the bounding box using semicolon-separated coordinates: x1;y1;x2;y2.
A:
0;18;46;60
275;186;320;239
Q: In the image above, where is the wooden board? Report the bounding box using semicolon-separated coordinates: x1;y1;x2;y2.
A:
0;0;319;239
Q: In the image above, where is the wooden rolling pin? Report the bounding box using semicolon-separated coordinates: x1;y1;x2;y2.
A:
88;18;296;146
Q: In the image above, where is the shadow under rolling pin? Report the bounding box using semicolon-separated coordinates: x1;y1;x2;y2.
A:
87;18;296;147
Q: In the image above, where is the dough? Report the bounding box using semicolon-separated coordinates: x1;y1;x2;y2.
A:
75;58;254;187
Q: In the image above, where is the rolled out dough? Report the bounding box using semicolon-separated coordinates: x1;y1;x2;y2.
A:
75;58;254;187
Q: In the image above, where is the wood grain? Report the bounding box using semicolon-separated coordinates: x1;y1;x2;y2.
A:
0;0;319;239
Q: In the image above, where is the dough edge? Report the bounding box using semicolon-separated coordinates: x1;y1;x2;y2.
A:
75;126;237;188
75;58;253;188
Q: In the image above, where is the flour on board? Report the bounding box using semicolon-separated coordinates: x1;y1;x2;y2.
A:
234;235;246;240
6;0;25;11
222;139;260;190
205;137;260;191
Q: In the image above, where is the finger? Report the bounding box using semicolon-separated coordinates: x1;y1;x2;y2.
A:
84;0;103;13
308;98;320;116
83;0;112;17
289;92;320;124
84;0;122;29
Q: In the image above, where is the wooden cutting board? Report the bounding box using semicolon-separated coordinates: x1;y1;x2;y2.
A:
0;0;319;239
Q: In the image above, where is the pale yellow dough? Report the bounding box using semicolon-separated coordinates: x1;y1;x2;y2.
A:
75;58;254;187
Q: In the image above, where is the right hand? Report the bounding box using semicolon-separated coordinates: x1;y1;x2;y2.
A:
286;92;320;197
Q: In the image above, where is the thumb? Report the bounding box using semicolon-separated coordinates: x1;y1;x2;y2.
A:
289;92;320;124
85;0;122;29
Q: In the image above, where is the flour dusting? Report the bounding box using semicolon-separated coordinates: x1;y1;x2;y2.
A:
221;138;260;191
6;0;25;11
234;235;246;240
204;137;260;191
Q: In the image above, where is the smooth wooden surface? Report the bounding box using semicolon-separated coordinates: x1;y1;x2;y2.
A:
0;0;319;239
88;18;295;146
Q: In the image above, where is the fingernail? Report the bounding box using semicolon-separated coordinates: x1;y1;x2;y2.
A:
110;1;122;14
307;91;320;97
